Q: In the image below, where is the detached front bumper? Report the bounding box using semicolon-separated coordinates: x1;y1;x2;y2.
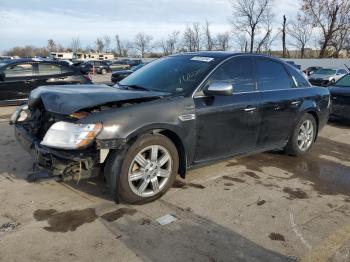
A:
14;125;100;179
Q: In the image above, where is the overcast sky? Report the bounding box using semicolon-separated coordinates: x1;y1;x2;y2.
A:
0;0;300;53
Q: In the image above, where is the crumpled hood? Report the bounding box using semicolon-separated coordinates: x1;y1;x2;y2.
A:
28;85;170;115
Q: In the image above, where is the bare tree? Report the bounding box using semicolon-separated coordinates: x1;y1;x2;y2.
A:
256;18;274;53
203;20;214;51
95;38;104;53
289;13;313;58
70;37;81;52
183;23;201;52
216;32;230;51
103;35;111;53
159;31;180;55
282;15;287;57
330;26;350;57
301;0;350;58
115;34;123;56
230;0;273;52
134;33;153;57
237;34;248;52
47;39;56;53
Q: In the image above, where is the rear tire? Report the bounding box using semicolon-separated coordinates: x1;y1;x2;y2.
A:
285;113;317;156
101;69;107;75
117;134;179;204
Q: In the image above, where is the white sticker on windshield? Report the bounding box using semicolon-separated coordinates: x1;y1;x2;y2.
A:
191;56;214;62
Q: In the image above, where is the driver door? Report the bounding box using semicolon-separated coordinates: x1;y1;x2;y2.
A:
193;57;261;163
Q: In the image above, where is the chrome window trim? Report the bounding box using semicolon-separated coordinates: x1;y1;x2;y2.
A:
192;55;313;99
194;87;312;98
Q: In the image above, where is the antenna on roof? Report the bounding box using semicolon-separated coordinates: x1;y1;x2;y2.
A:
345;64;350;71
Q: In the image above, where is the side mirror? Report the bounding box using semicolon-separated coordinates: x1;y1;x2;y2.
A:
204;81;233;96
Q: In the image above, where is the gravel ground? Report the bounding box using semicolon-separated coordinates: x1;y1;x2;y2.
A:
0;107;350;262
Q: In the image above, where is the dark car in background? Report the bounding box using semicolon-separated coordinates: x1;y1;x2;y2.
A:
309;68;348;86
109;60;130;71
329;74;350;121
111;63;145;83
0;59;92;105
12;52;330;203
128;59;142;67
79;60;111;75
303;66;322;76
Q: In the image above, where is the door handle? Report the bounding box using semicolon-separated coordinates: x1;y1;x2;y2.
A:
291;100;301;105
244;107;257;112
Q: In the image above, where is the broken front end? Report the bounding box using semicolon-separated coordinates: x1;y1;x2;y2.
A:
11;102;108;182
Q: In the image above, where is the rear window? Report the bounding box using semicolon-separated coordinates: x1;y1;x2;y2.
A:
256;59;292;91
4;63;34;77
38;63;62;76
286;65;310;87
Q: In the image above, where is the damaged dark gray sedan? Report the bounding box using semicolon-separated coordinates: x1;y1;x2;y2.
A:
12;52;330;203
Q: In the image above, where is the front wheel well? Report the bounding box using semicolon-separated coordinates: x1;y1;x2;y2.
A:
126;129;187;178
158;130;187;178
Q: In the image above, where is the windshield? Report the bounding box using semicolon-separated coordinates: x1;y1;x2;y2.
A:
119;56;219;95
315;69;336;75
335;74;350;87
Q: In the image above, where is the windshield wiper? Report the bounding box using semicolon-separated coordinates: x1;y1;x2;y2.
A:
119;84;149;91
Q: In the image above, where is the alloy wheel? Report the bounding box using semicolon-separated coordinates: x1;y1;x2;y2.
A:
128;145;172;197
297;120;314;151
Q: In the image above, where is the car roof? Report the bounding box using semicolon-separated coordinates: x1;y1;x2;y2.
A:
0;58;68;66
169;51;286;62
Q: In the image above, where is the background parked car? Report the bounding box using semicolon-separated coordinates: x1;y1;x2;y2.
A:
303;66;323;76
79;60;111;75
109;60;130;71
329;73;350;121
0;58;92;105
128;59;142;67
308;68;348;86
111;63;146;83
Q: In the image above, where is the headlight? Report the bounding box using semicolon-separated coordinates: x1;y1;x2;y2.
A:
10;104;29;124
41;122;102;149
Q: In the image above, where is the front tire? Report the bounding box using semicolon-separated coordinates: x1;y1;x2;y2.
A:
285;114;317;156
118;134;179;204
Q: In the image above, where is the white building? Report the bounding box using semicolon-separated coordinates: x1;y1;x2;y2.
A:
50;52;114;61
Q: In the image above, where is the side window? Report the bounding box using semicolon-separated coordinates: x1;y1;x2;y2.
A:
4;63;33;77
286;65;310;87
256;59;292;91
38;63;62;76
339;69;347;74
208;57;255;93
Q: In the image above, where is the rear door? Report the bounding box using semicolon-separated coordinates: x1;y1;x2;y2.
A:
34;63;67;88
255;58;304;149
0;63;35;101
194;57;261;162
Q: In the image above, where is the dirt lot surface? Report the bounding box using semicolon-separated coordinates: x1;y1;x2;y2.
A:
0;106;350;262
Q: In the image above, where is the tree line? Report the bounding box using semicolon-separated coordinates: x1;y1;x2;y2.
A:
4;0;350;59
